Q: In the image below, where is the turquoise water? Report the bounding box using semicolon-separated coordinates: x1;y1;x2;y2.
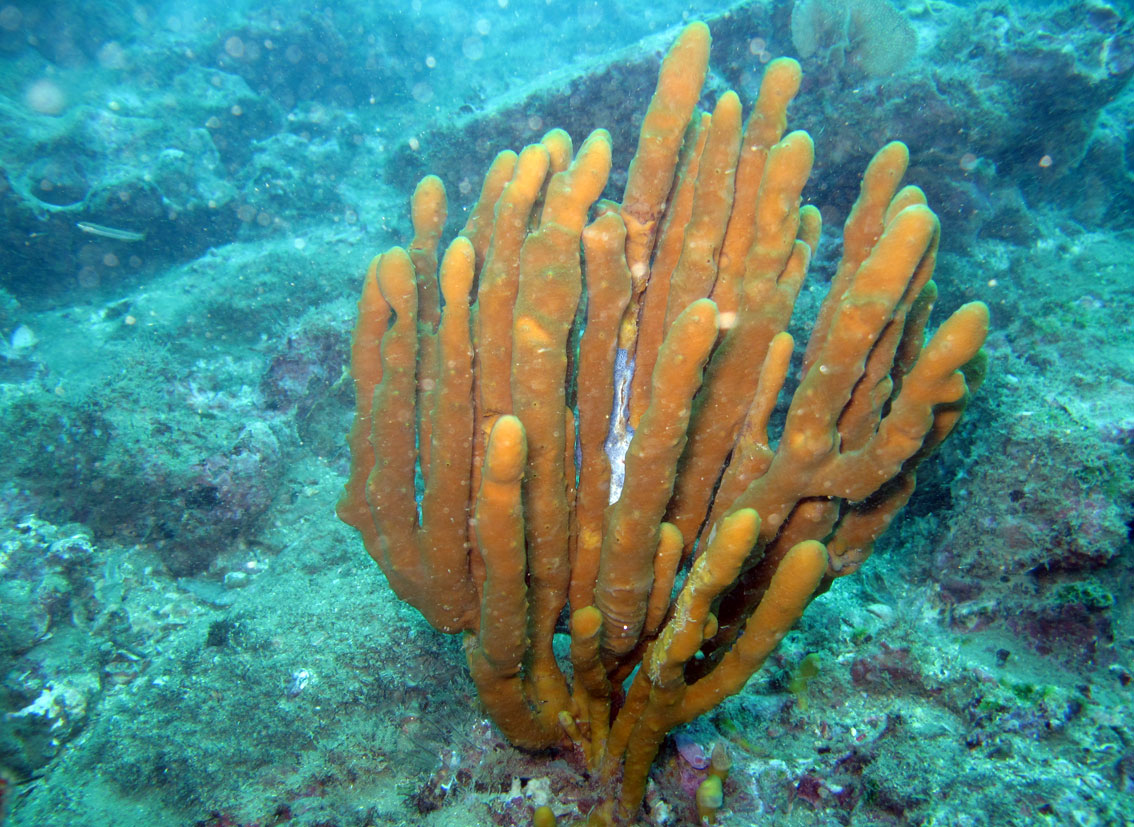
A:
0;1;1131;825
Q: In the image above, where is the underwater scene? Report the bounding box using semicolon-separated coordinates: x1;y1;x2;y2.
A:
1;0;1132;825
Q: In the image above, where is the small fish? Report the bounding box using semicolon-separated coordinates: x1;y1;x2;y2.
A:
75;221;145;241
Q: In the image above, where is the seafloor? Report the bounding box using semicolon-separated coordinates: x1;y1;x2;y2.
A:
1;1;1132;825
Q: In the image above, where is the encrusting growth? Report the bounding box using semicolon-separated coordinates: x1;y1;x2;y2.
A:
338;21;988;825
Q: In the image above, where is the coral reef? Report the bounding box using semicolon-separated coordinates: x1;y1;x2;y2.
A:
0;2;1130;825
